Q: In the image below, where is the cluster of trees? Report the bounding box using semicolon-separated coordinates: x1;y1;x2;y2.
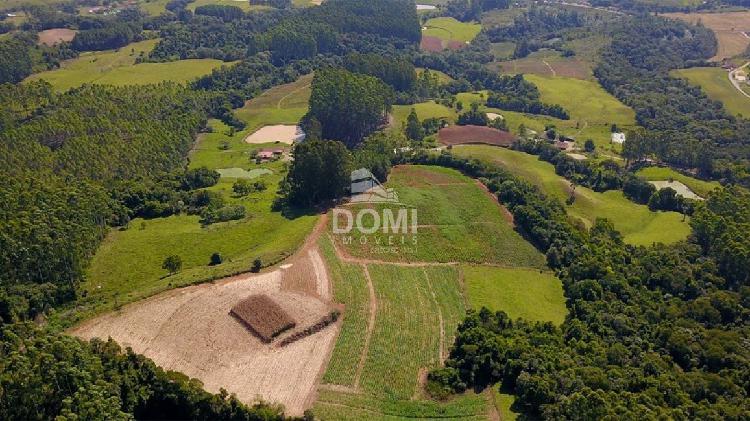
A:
0;323;292;420
148;0;419;62
307;67;393;147
485;7;584;51
72;21;143;51
515;137;697;212
442;0;510;22
0;32;77;83
0;81;208;322
423;153;750;418
343;53;416;93
194;4;245;22
280;132;401;207
594;15;750;184
487;91;569;119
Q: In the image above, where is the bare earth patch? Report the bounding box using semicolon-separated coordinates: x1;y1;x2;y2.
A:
37;28;77;46
244;125;305;144
71;249;335;416
438;125;516;147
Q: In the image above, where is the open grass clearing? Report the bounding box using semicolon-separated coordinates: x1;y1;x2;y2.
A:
25;39;226;91
635;166;720;198
234;73;312;133
335;165;546;267
81;74;319;316
391;100;457;129
452;145;691;246
671;66;750;117
463;265;567;325
422;17;481;43
664;11;750;61
495;49;593;80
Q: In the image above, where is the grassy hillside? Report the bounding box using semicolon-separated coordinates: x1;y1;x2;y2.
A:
452;145;691;246
671;67;750;117
336;165;546;267
463;266;567;325
391;100;457;129
422;17;481;43
80;75;318;317
636;166;721;198
25;39;226;91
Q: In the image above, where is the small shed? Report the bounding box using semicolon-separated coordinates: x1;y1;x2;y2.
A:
611;132;626;144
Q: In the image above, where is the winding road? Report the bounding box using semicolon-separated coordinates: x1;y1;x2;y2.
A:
728;61;750;99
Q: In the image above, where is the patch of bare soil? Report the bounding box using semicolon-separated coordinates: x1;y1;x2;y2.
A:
438;125;516;147
71;216;337;417
37;28;77;46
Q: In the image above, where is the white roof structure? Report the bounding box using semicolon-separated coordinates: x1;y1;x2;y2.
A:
611;132;626;144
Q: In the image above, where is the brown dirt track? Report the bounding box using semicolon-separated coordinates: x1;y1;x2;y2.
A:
71;216;337;416
37;28;77;46
438;125;516;147
665;11;750;61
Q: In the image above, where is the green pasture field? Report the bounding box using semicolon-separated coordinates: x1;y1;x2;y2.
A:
463;265;567;325
635;166;721;198
391;100;457;129
416;67;454;84
315;238;490;419
452;145;691;246
422;17;481;43
138;0;170;15
335;165;546;267
78;74;319;318
525;74;636;132
671;67;750;117
25;39;227;91
453;88;628;156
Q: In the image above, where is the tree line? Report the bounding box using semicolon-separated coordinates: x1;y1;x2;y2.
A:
421;152;750;419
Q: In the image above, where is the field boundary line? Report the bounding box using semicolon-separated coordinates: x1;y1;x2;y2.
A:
542;59;557;77
277;83;311;109
353;264;377;391
422;268;445;362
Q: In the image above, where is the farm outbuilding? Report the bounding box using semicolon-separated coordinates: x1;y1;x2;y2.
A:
612;132;626;144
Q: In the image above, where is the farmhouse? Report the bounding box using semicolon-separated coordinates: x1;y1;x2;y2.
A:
257;151;274;160
555;140;575;151
612;132;626;144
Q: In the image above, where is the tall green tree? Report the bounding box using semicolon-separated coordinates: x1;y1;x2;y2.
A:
405;108;424;141
283;140;352;206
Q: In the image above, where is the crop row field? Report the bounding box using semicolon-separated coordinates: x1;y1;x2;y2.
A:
334;165;546;267
452;145;691;246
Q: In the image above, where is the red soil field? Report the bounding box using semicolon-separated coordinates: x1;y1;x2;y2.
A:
420;35;444;52
438;125;516;147
37;28;77;46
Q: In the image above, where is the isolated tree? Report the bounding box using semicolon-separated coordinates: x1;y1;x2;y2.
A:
233;179;253;196
210;252;223;265
251;258;262;273
405;108;424;141
584;139;596;152
162;255;182;275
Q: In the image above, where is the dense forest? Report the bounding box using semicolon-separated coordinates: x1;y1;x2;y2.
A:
594;15;750;185
424;152;750;419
